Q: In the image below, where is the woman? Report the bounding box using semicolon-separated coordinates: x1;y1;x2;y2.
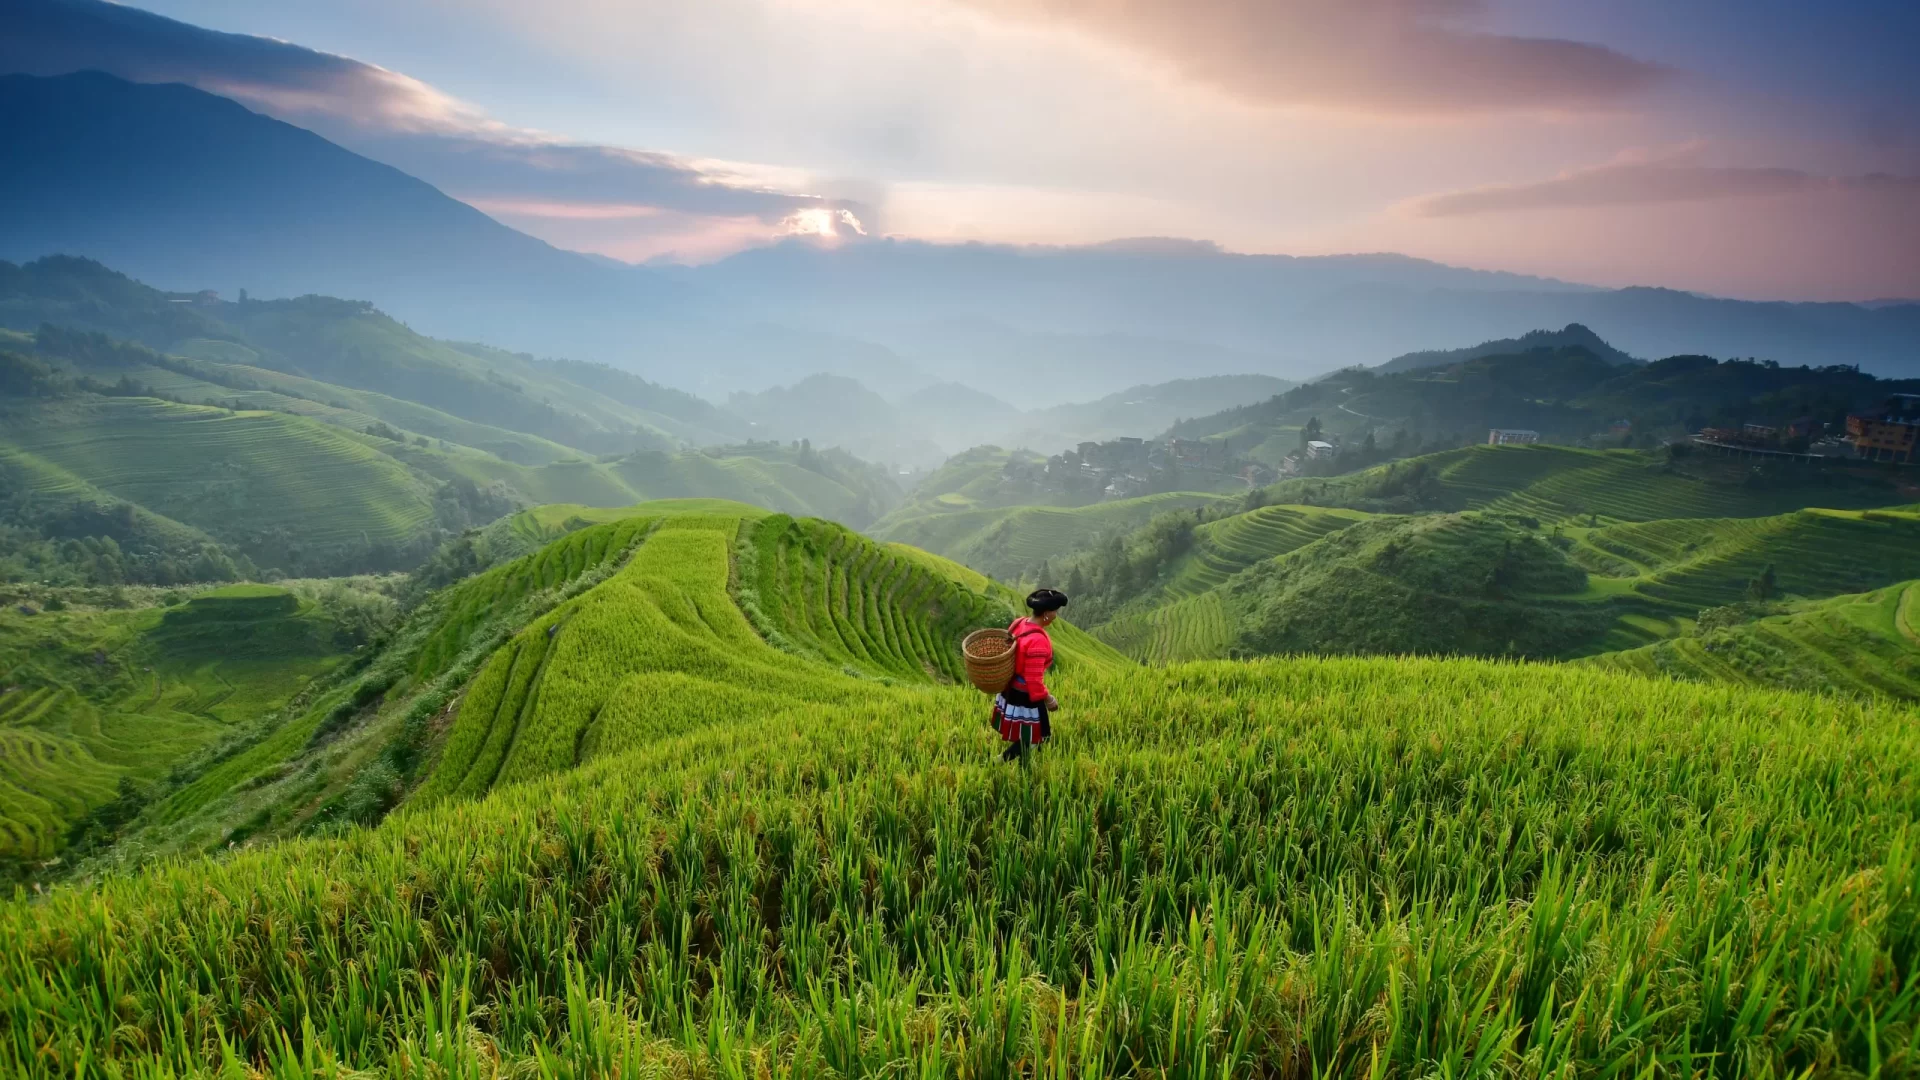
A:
994;588;1068;765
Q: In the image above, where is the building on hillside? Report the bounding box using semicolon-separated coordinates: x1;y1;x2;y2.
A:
1488;429;1540;445
1847;394;1920;463
1787;416;1824;439
1742;422;1779;442
1607;419;1633;436
1305;440;1338;460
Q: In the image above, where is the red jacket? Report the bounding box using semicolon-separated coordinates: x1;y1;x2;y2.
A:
1008;617;1053;700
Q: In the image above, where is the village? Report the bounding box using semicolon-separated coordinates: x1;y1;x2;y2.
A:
998;435;1279;501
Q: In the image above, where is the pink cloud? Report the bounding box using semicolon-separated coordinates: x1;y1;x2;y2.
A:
951;0;1666;114
1406;160;1920;217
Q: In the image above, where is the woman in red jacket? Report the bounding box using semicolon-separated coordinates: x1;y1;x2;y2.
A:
994;588;1068;765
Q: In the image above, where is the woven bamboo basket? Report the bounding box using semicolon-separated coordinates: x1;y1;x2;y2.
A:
961;627;1016;694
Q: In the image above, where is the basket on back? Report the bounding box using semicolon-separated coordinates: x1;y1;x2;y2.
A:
961;627;1016;694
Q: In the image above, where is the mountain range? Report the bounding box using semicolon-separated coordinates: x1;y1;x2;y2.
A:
3;68;1918;403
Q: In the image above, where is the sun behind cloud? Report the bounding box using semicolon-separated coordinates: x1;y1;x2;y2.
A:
781;206;869;240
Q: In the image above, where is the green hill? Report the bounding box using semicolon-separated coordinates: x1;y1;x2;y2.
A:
0;584;352;864
1564;506;1920;648
3;511;1917;1074
60;503;1120;865
1168;344;1920;459
0;395;444;572
1586;580;1920;700
873;491;1225;582
3;257;744;456
1266;443;1915;521
415;511;1117;802
1220;512;1606;659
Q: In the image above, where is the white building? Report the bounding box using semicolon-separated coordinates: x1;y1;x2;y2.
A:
1305;440;1337;460
1488;429;1541;446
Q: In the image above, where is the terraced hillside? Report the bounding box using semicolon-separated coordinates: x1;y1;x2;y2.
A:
1160;503;1372;598
873;491;1225;582
1091;512;1610;663
1587;580;1920;699
4;257;746;455
0;396;441;567
92;503;1120;862
1269;444;1914;521
100;351;582;466
1090;589;1236;664
1574;507;1920;610
0;586;348;862
419;512;1118;802
6;528;1920;1074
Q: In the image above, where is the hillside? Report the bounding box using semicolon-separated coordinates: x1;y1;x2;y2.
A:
31;503;1119;868
4;508;1918;1073
0;71;681;362
0;394;447;574
727;374;948;470
1586;580;1920;700
1059;446;1920;667
692;238;1920;379
875;491;1226;583
3;256;742;457
0;583;356;867
1264;443;1915;520
1377;322;1641;373
1568;506;1920;647
1168;346;1920;467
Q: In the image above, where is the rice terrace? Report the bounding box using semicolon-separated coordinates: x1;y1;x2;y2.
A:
5;3;1920;1076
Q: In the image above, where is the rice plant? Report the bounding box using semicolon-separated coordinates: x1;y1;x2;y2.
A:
6;508;1920;1077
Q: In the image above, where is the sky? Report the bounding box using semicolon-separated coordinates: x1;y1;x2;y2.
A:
8;0;1919;300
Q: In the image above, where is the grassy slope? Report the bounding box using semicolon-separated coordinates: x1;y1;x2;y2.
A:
1587;579;1920;699
383;445;894;525
1269;443;1916;522
1077;446;1920;665
1574;507;1920;609
0;589;345;860
0;396;440;555
120;355;582;466
417;511;1124;803
6;615;1920;1074
108;503;1116;861
191;302;735;452
873;491;1226;582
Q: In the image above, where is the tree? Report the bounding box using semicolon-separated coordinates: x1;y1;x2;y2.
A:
1747;563;1777;603
1298;416;1324;451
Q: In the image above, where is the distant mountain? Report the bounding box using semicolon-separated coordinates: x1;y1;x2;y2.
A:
0;72;674;354
1025;375;1295;445
682;240;1920;380
728;374;948;470
0;256;743;455
7;70;1917;399
855;319;1295;406
1376;324;1639;375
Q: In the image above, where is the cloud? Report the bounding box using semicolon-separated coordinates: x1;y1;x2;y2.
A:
1406;157;1920;217
0;0;853;258
949;0;1666;114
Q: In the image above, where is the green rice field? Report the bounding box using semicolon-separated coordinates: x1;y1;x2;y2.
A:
5;504;1920;1076
0;396;441;553
0;587;347;861
1588;579;1920;699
